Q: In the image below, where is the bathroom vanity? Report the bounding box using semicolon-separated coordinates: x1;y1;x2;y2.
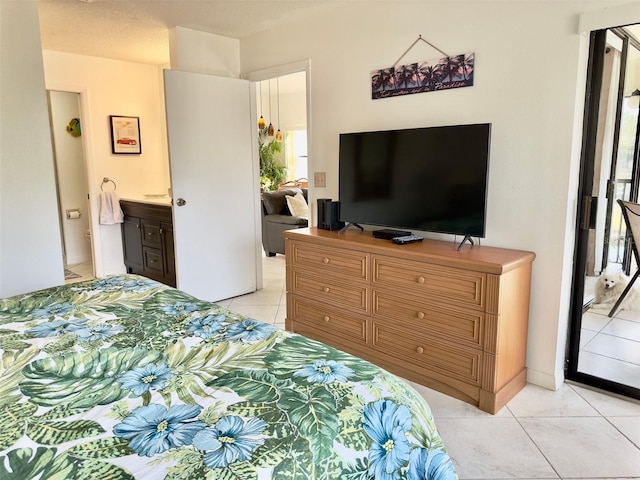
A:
120;198;175;287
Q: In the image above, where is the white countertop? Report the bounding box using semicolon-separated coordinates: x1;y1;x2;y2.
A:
120;195;172;207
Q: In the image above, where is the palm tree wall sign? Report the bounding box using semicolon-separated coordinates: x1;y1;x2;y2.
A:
371;52;474;99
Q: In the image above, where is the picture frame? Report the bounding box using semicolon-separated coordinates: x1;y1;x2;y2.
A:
110;115;141;154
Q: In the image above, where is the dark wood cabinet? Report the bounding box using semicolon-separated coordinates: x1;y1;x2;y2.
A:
121;200;176;287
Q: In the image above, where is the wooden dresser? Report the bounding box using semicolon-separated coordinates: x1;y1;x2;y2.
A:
284;227;535;414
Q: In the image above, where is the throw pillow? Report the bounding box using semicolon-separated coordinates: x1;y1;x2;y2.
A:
286;192;309;219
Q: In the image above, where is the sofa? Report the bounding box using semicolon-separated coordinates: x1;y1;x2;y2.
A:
261;188;308;256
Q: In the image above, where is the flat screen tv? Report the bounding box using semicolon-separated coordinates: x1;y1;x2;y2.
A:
338;123;491;238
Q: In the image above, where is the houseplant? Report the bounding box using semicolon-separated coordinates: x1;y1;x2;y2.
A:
259;127;287;191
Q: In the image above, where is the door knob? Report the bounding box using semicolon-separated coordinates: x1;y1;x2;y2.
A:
176;198;187;207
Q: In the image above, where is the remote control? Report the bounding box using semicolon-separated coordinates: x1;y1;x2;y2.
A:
392;235;424;244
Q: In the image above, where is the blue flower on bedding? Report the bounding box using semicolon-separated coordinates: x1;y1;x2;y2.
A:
192;415;267;468
73;323;124;342
363;400;412;480
224;319;275;343
293;359;354;384
162;302;198;315
30;302;74;319
26;318;87;337
113;403;204;457
122;277;158;291
408;447;456;480
93;276;126;290
118;363;173;395
187;314;225;338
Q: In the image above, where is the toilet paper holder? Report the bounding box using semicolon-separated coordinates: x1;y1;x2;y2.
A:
66;209;82;219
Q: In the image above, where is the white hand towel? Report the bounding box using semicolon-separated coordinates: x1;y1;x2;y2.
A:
99;191;124;225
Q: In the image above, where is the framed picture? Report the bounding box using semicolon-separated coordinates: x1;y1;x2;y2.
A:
110;115;141;154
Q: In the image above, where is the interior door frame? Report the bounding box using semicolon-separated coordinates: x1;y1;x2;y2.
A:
45;83;99;278
242;59;314;218
567;29;640;401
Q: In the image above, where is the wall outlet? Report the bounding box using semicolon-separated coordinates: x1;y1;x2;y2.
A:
314;172;327;188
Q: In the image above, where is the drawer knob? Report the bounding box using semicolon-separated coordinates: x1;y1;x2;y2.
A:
323;257;330;264
416;311;425;319
417;276;425;284
323;287;330;293
416;346;424;354
324;316;330;322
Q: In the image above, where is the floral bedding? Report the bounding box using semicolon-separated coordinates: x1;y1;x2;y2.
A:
0;274;457;480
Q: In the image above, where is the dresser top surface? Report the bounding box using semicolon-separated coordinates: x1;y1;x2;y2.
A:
284;228;535;274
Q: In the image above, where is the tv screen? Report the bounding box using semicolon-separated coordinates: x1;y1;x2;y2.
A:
338;123;491;237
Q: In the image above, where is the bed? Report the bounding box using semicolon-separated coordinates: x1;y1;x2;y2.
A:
0;274;457;479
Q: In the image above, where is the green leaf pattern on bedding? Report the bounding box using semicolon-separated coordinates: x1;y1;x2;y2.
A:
0;274;457;479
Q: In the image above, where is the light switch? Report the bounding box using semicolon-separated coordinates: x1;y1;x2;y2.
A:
314;172;326;188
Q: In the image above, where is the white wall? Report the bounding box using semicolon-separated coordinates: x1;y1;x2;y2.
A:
43;51;170;276
0;1;64;297
239;1;618;390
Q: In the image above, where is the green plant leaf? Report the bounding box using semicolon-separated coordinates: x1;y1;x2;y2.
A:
207;369;288;403
277;386;339;463
0;402;38;450
265;335;380;381
0;347;39;407
271;437;313;480
26;419;105;445
73;458;135;480
0;447;57;480
208;461;257;480
67;437;134;459
20;347;164;407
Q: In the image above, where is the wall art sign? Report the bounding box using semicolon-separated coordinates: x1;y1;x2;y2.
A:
371;52;474;100
110;115;141;154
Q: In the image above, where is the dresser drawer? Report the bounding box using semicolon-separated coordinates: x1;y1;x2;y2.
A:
288;268;369;314
371;319;483;386
288;241;369;282
372;289;484;349
287;295;368;348
372;255;486;310
141;221;161;247
143;247;164;275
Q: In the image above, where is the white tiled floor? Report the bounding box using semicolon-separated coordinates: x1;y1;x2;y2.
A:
226;254;640;480
581;304;640;389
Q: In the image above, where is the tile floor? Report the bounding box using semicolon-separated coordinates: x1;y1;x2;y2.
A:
582;275;640;390
221;254;640;480
64;261;95;285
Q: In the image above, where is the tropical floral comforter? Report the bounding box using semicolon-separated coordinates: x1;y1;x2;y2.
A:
0;274;457;480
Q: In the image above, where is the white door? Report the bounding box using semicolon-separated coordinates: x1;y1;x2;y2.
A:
164;70;260;302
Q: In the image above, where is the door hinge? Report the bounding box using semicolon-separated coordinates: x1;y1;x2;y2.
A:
582;195;598;230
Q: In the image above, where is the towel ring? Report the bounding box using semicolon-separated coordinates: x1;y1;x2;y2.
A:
101;177;117;191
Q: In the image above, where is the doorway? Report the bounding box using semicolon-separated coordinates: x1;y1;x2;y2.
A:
47;91;95;284
567;27;640;401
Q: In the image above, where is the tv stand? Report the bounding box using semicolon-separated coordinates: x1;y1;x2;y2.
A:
338;222;363;233
283;227;535;414
457;235;475;251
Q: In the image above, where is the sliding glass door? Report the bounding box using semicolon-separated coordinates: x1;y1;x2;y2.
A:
567;27;640;401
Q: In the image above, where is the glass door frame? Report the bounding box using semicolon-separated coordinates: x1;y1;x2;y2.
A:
566;28;640;401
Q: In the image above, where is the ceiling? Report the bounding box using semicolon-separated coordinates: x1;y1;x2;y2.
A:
37;0;337;66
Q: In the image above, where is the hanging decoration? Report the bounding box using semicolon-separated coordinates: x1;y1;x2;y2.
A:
275;77;283;142
66;118;82;137
371;35;474;100
267;80;275;136
258;82;266;129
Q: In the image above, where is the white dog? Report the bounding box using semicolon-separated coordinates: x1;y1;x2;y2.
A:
591;269;640;312
593;270;628;306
